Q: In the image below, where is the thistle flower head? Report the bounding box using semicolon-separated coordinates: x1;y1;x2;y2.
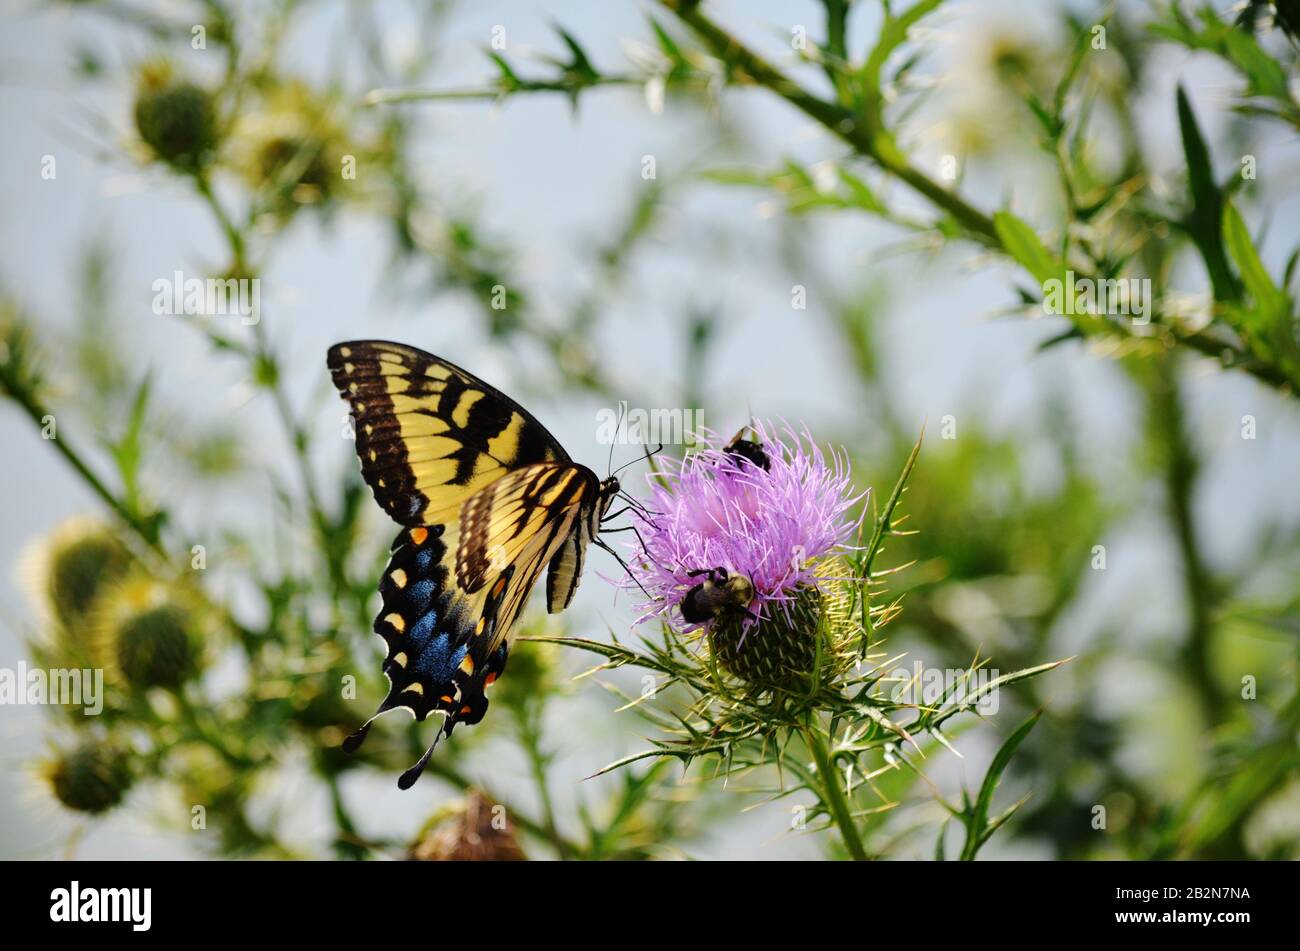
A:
22;517;134;648
627;422;861;630
624;422;864;687
231;80;354;214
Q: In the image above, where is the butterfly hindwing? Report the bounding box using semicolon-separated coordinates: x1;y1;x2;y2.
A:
372;523;512;729
546;499;595;613
327;340;568;525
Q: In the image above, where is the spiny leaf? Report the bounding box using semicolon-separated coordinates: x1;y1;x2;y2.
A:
1176;85;1240;301
960;709;1042;860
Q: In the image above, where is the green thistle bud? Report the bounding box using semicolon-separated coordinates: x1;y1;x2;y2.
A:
34;518;133;640
133;62;218;171
113;603;198;690
708;558;857;690
409;790;526;862
45;743;134;815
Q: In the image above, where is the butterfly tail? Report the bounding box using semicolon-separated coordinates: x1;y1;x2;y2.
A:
341;721;373;754
341;694;404;754
396;712;462;789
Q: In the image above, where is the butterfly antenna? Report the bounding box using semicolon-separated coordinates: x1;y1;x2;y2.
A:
606;402;624;479
611;441;664;478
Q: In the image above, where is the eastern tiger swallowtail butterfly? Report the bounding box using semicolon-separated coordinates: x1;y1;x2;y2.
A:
327;340;620;788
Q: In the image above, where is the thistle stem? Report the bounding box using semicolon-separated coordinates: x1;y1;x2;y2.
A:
0;374;166;556
325;773;366;860
515;704;570;860
802;722;869;861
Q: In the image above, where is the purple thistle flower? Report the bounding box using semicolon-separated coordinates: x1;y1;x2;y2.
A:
625;422;864;636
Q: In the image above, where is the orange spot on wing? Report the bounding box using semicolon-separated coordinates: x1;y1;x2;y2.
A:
409;527;429;545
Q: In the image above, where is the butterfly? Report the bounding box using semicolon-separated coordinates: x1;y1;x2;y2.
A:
327;340;622;788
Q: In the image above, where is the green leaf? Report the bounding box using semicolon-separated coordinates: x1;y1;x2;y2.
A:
837;167;885;214
926;658;1072;731
111;372;153;510
647;16;682;62
1222;201;1288;319
960;710;1042;860
1176;85;1239;301
993;211;1063;287
554;26;597;80
1222;29;1290;100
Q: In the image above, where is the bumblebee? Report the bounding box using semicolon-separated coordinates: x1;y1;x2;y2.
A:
724;428;770;471
680;567;756;624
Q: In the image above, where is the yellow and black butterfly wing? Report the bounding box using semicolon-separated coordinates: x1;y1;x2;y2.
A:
455;462;599;648
327;340;569;526
545;531;586;614
346;462;607;789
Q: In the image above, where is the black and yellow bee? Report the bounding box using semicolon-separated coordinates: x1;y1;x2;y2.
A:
680;567;756;625
327;340;622;788
724;427;770;471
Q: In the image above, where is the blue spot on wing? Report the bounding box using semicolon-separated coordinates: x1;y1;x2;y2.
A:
409;613;448;677
409;610;438;644
408;579;436;608
407;610;471;682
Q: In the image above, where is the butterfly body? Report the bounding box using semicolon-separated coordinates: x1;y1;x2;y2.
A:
328;341;618;787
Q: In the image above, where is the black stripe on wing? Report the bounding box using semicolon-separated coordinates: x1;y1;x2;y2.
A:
326;341;566;525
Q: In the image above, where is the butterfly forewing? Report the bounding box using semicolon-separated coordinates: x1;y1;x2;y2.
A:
327;340;567;525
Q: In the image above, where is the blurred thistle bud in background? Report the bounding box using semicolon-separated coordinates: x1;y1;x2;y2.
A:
42;742;135;815
132;60;219;172
33;517;134;642
232;80;356;219
409;790;526;862
94;576;202;691
494;624;562;712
